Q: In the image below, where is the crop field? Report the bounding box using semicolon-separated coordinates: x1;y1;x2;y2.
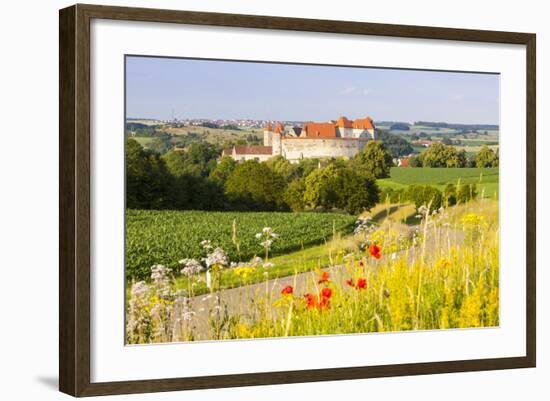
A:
377;167;499;198
126;210;356;281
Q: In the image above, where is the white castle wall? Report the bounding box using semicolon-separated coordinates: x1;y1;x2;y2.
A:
281;138;370;162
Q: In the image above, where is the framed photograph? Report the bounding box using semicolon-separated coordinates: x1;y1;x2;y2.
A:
59;4;536;397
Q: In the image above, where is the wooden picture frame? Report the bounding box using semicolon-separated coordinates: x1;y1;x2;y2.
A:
59;3;536;397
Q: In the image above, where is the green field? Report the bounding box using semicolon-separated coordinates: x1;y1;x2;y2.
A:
126;210;356;281
377;167;499;198
165;125;261;145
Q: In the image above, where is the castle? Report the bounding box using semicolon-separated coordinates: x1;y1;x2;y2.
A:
222;115;376;163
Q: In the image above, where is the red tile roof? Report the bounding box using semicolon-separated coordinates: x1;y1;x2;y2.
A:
336;116;353;128
233;145;273;155
353;116;375;130
274;123;285;134
265;122;273;131
303;122;337;138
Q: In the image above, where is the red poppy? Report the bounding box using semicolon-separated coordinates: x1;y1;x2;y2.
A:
346;277;367;290
304;293;317;309
369;244;382;259
318;271;330;284
356;278;367;290
321;287;332;299
281;285;293;295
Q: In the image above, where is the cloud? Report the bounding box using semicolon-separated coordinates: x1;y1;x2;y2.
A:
340;86;356;95
363;89;373;96
452;94;465;101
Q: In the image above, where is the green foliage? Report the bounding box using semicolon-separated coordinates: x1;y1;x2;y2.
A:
444;184;458;206
265;155;299;181
126;210;356;280
303;164;339;210
126;139;172;209
389;122;410;131
421;142;461;167
456;183;478;204
354;140;394;178
303;164;379;214
209;156;237;185
407;185;443;210
475;145;499;167
378;131;414;157
331;168;379;214
163;143;220;178
408;155;423;167
284;178;306;212
225;160;287;211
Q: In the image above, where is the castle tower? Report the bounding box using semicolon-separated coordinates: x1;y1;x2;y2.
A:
272;132;281;156
272;122;284;156
263;122;273;146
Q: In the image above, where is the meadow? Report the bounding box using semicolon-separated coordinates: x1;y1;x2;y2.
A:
126;199;499;343
378;167;499;198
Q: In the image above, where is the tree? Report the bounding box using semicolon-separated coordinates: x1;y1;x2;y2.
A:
421;142;460;167
224;160;287;211
457;183;477;203
283;178;306;212
354;140;393;178
265;155;298;181
331;169;379;214
148;135;172;154
303;165;379;214
126;139;171;209
303;164;339;210
475;145;499;167
209;156;236;185
378;131;414;157
163;142;220;178
408;154;423;167
457;149;468;168
407;185;443;210
444;184;457;206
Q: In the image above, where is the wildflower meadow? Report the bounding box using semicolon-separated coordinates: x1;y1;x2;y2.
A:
126;197;499;344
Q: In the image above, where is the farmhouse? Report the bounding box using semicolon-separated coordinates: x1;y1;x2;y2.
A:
222;115;376;163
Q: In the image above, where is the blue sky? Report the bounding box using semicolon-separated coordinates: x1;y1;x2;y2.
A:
126;56;499;124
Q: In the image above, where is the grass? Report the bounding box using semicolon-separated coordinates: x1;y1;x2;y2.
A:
378;167;499;198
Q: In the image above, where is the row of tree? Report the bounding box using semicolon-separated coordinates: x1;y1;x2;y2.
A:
409;143;499;168
126;139;395;214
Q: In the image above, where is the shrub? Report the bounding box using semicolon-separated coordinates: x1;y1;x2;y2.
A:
407;185;443;210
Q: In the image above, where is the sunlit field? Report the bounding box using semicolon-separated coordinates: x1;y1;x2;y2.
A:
126;199;499;343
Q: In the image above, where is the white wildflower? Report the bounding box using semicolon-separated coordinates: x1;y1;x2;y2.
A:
200;240;213;251
179;258;203;276
150;264;171;286
204;247;229;268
